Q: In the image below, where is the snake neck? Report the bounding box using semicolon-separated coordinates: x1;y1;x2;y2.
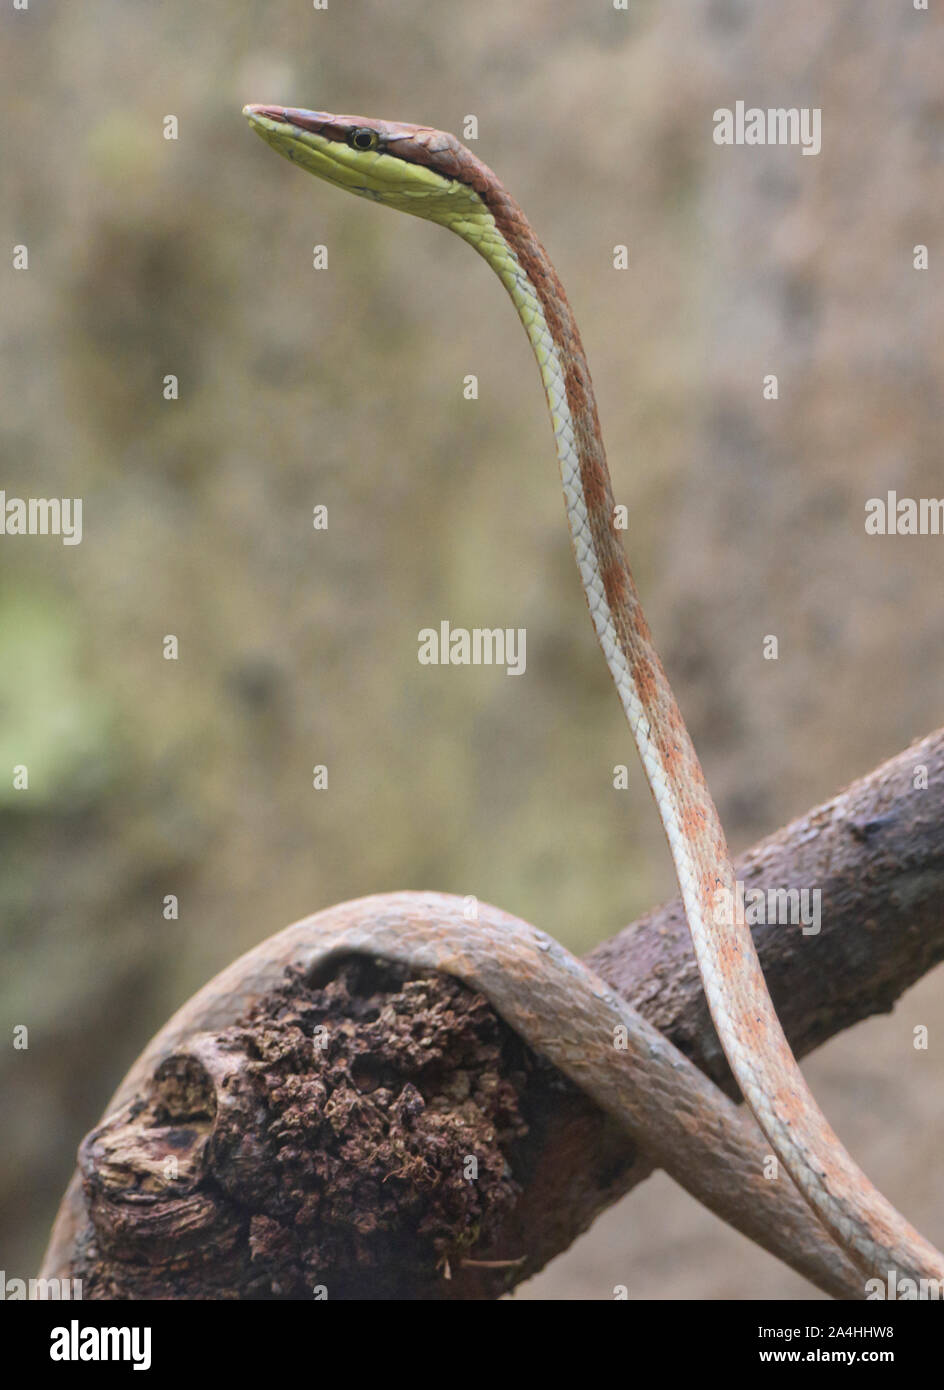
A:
450;191;736;937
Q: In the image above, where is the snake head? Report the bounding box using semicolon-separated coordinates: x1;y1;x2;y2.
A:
243;104;499;229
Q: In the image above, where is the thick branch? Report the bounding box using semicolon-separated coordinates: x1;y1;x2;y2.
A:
44;730;944;1297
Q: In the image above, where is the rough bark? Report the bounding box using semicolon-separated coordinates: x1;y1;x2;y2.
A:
54;730;944;1298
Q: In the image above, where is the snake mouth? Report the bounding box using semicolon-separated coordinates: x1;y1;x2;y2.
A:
243;104;284;127
243;103;282;122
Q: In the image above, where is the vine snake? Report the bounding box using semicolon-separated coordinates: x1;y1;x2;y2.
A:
40;107;942;1295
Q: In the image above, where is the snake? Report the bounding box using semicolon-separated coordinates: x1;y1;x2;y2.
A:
40;107;942;1296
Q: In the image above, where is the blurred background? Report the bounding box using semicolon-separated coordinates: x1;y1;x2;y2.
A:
1;0;941;1298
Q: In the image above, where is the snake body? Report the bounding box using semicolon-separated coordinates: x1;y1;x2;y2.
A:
40;108;942;1292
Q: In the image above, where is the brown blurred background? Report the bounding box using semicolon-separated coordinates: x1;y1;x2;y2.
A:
1;0;941;1298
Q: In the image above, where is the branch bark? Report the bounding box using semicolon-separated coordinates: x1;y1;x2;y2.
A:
43;729;944;1298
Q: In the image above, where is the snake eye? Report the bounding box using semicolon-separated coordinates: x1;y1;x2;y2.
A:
348;128;379;152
